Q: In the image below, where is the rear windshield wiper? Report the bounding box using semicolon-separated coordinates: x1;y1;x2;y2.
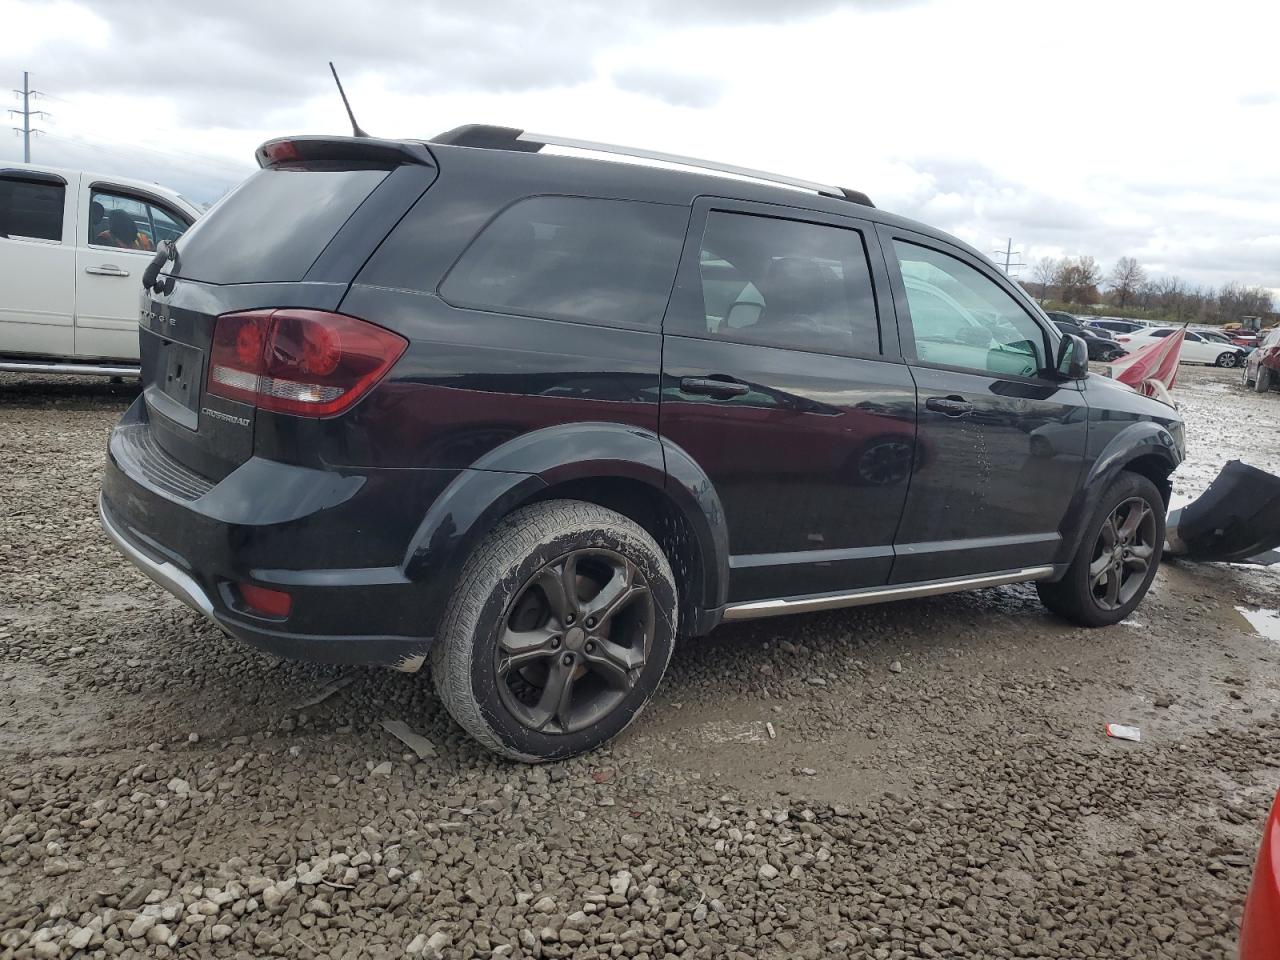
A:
142;240;179;292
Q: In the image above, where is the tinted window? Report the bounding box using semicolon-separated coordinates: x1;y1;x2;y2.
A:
1149;329;1172;338
441;197;686;330
894;240;1047;377
0;177;64;241
174;166;389;284
676;211;880;355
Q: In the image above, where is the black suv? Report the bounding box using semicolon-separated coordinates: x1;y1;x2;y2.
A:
100;127;1185;760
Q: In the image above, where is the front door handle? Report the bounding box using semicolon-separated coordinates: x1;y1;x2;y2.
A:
85;265;130;277
925;395;973;417
680;377;750;399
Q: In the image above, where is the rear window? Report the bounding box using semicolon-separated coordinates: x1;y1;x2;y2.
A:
173;166;389;284
440;196;687;330
0;176;64;241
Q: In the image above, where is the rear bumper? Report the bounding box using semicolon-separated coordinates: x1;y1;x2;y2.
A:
99;398;457;670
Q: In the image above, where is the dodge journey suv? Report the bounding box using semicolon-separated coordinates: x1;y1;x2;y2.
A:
100;127;1185;760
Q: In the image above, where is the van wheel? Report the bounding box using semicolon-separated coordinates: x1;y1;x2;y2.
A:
1037;472;1165;628
430;500;677;761
1257;366;1272;393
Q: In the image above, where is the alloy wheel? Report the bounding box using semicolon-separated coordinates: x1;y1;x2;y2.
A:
495;548;654;735
1218;353;1238;368
1088;497;1157;611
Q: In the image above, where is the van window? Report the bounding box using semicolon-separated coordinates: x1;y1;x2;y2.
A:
894;240;1047;377
441;196;687;330
676;211;880;356
0;176;64;242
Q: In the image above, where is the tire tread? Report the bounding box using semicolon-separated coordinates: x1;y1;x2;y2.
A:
430;500;675;761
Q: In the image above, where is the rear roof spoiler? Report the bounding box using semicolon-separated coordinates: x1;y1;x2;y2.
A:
256;136;435;169
431;124;874;208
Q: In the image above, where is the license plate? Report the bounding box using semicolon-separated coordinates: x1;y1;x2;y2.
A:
156;340;203;413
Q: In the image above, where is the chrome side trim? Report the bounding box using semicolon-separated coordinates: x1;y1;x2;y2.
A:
0;359;139;377
98;495;217;621
721;566;1055;621
518;131;843;198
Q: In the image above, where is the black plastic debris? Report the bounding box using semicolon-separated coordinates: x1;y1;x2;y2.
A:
1166;460;1280;564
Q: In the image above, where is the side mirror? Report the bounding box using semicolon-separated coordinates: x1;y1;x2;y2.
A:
1055;334;1090;380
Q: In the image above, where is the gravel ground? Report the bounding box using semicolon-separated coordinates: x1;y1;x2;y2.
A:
1;365;1279;959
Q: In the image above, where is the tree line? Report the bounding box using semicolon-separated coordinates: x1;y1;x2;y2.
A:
1025;255;1275;325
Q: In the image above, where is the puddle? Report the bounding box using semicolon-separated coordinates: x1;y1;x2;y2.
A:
1236;606;1280;642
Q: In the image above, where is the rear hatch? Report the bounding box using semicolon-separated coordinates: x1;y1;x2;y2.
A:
139;137;437;481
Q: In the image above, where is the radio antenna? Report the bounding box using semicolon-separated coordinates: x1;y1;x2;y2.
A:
329;62;369;138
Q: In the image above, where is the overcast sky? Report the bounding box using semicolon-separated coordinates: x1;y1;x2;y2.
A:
4;0;1278;296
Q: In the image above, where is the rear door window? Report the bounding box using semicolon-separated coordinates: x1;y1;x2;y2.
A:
173;166;390;284
672;210;881;356
441;196;687;330
0;176;64;242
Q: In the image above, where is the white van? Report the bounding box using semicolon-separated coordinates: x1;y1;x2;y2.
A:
0;164;202;376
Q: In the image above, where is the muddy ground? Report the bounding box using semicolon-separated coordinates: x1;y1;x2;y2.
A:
1;364;1278;959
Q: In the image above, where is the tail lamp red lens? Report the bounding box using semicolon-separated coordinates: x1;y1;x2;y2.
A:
238;583;293;618
207;309;406;417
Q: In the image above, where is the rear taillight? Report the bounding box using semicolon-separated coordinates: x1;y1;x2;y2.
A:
1117;335;1131;343
207;309;407;417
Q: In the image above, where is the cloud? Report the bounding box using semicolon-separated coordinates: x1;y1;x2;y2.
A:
1239;91;1279;107
611;66;723;108
2;0;1277;295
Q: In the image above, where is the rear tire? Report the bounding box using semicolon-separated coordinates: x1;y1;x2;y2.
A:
1037;472;1165;627
1217;352;1238;368
430;500;677;761
1257;366;1272;393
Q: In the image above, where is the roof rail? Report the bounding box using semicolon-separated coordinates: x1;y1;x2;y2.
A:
430;124;873;208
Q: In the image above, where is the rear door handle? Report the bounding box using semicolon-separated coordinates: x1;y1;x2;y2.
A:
679;377;750;399
925;395;973;417
85;265;130;277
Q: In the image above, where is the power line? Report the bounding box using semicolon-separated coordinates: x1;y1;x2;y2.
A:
992;237;1024;276
9;71;53;163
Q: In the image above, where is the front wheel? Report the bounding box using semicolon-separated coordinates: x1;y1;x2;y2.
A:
1037;472;1165;627
1217;352;1239;368
430;500;677;761
1257;366;1272;393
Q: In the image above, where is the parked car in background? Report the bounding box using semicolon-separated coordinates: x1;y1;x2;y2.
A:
1243;328;1280;392
1228;329;1261;349
1240;788;1280;959
1195;328;1254;355
1087;317;1149;337
0;163;200;377
99;127;1184;760
1045;312;1125;361
1116;327;1249;367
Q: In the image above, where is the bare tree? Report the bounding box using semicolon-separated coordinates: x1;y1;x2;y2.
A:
1218;282;1275;321
1053;256;1103;305
1108;257;1147;308
1032;257;1059;301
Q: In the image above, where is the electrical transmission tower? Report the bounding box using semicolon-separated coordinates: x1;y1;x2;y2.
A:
10;71;52;163
992;237;1024;277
